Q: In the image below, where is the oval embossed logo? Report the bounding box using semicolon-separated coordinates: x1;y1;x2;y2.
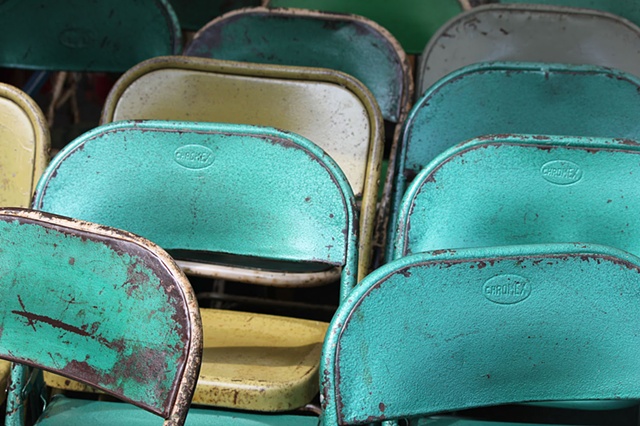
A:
540;160;582;185
483;274;531;305
174;145;214;169
59;28;94;49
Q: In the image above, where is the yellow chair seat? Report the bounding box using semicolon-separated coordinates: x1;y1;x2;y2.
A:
193;308;328;411
45;309;328;412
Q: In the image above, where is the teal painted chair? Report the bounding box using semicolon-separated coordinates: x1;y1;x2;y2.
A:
264;0;464;54
498;0;640;29
0;0;181;72
320;243;640;424
418;4;640;97
389;62;640;260
0;208;201;425
390;134;640;420
171;0;262;31
392;135;640;260
32;120;357;419
101;56;381;280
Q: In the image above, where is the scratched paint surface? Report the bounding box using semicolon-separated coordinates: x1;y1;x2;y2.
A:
0;84;49;208
33;121;356;290
0;0;180;71
393;136;640;260
321;245;640;424
0;216;188;416
503;0;640;28
418;5;640;97
267;0;461;54
185;8;405;122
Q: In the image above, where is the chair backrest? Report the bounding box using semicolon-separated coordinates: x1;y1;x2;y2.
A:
0;208;201;425
0;83;49;207
500;0;640;29
32;121;358;300
390;62;640;258
184;7;412;124
320;243;640;424
265;0;462;54
393;135;640;259
101;56;381;279
171;0;261;31
0;0;181;71
418;4;640;97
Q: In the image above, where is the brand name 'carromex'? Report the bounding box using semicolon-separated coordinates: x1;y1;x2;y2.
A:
540;160;582;185
483;274;531;304
174;145;214;169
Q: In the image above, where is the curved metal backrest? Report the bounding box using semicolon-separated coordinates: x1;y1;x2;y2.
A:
33;121;358;300
0;83;49;207
172;0;261;31
0;0;181;71
391;62;640;258
185;7;412;124
321;244;640;424
418;4;640;97
394;135;640;259
265;0;462;54
501;0;640;28
101;56;381;280
0;208;201;425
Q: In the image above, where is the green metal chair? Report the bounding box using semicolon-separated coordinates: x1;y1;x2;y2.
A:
393;135;640;259
264;0;464;54
101;55;381;280
0;208;201;425
320;243;640;424
171;0;263;32
32;120;358;416
390;62;640;260
498;0;640;29
0;83;49;407
0;0;181;72
418;4;640;97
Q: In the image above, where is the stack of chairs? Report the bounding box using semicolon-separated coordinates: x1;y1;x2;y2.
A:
1;1;640;425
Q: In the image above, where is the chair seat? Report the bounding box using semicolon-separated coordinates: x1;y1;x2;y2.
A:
36;395;319;425
45;308;328;412
193;308;328;411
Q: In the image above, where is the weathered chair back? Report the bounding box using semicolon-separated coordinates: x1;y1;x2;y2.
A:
0;0;181;71
33;120;358;299
393;135;640;259
172;0;261;31
101;56;378;280
321;244;640;424
265;0;463;54
391;62;640;259
185;7;411;125
0;83;49;207
0;208;201;425
418;4;640;96
499;0;640;29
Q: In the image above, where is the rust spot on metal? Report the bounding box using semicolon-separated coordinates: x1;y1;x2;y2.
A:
68;257;75;265
379;402;386;412
477;261;487;269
